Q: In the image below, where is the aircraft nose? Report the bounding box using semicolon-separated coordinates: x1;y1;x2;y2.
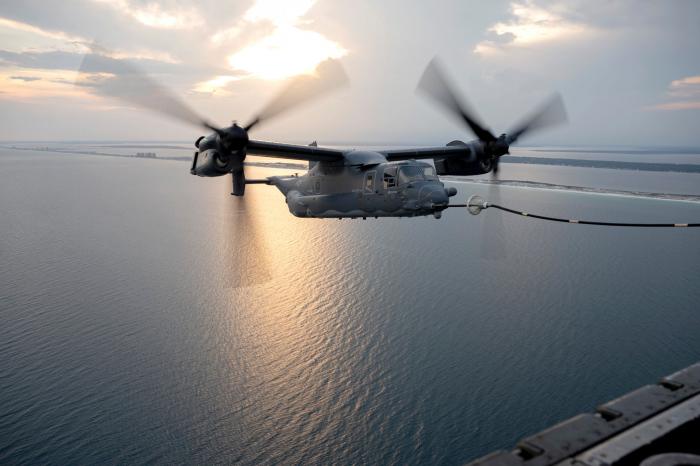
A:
423;185;448;206
431;190;448;204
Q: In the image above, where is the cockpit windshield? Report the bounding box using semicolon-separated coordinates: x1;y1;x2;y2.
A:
397;165;437;184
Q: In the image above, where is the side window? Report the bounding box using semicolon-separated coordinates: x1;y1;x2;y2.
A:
383;167;397;190
314;179;321;194
364;172;375;193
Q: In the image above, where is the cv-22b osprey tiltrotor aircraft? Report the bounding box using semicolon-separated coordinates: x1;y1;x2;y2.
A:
80;53;566;219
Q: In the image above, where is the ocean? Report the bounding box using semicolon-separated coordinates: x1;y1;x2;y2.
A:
1;144;699;465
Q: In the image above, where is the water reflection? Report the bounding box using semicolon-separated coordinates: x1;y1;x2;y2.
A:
213;172;404;463
221;182;272;289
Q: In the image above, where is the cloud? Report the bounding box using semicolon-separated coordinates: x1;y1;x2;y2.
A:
0;16;87;44
10;75;42;81
650;75;700;111
192;75;242;95
211;0;347;81
474;1;592;56
243;0;316;26
652;101;700;111
0;49;85;71
0;49;179;73
668;75;700;99
0;13;187;102
0;15;180;64
88;0;203;29
0;68;98;100
1;0;698;144
0;46;192;105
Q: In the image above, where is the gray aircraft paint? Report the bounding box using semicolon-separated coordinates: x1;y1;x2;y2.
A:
265;154;456;219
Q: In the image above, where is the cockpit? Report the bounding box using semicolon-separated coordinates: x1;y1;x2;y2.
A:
397;165;437;185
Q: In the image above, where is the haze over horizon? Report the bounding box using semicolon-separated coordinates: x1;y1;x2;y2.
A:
1;0;699;146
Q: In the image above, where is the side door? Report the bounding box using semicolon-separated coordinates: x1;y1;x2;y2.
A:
381;166;401;211
361;170;377;209
308;175;321;194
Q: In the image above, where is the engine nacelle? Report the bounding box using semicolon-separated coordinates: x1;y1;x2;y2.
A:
192;149;234;177
433;140;493;176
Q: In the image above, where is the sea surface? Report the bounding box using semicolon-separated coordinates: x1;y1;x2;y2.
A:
1;144;700;465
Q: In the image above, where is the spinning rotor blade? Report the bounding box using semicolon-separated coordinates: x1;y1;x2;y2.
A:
507;93;567;144
244;59;349;132
492;157;500;175
484;143;505;258
78;47;219;132
482;94;567;257
417;58;496;143
481;179;507;260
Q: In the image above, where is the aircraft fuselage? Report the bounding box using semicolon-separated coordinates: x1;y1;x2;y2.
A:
268;151;457;219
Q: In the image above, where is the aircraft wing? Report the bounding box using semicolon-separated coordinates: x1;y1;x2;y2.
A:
247;140;345;162
380;145;474;161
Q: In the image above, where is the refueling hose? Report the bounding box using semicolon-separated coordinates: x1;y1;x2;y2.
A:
447;195;699;228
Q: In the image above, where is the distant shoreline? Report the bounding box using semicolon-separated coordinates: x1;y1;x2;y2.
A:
0;145;309;170
4;144;700;174
500;155;700;173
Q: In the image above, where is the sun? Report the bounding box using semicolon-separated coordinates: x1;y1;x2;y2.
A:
216;0;347;81
228;26;346;81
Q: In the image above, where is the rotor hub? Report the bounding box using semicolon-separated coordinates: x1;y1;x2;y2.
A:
489;134;510;157
218;123;249;152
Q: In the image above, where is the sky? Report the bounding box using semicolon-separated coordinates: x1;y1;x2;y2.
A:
0;0;698;146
